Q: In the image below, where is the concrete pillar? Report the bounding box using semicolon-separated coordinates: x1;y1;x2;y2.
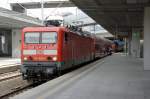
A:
127;32;132;55
144;7;150;70
131;30;140;58
12;29;21;58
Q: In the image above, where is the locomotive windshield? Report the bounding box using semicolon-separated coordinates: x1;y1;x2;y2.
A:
25;32;40;44
25;32;57;44
42;32;57;43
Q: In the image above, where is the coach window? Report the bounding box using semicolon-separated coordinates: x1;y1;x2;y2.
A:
65;32;68;42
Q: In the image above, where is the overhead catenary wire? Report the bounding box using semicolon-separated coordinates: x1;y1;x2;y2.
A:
44;1;66;21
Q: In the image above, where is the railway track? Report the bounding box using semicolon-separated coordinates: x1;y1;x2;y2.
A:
0;83;32;99
0;77;47;99
0;70;52;99
0;70;31;99
0;70;21;82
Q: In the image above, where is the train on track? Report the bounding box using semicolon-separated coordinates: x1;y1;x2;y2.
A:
21;26;112;81
113;39;125;52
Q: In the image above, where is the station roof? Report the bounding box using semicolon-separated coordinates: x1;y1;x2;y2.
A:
10;0;75;9
70;0;150;36
95;32;113;38
0;7;43;29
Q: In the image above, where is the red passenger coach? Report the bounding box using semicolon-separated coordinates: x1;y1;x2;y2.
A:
21;27;95;81
92;36;112;58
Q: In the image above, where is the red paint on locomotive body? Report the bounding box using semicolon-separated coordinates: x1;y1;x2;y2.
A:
21;27;63;62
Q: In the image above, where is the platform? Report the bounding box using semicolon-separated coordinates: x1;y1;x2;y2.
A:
11;54;150;99
0;58;20;74
0;58;20;67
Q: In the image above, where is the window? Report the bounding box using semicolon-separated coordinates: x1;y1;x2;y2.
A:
25;32;57;44
25;32;40;44
42;32;57;43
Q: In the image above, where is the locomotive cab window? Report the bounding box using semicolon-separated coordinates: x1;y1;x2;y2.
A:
25;32;57;44
42;32;57;44
25;32;40;44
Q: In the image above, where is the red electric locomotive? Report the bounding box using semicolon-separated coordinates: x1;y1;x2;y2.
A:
21;26;112;81
21;26;95;81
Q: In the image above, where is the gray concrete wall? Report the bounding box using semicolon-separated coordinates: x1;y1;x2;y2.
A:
12;29;21;58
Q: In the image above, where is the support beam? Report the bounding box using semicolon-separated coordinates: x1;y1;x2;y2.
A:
11;5;27;14
144;7;150;70
12;29;21;58
131;30;140;58
10;1;75;10
128;32;132;55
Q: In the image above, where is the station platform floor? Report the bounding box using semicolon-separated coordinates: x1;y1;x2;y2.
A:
0;58;20;68
12;53;150;99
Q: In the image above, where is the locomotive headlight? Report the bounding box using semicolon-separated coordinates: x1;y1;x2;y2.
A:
24;57;28;61
52;57;57;61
